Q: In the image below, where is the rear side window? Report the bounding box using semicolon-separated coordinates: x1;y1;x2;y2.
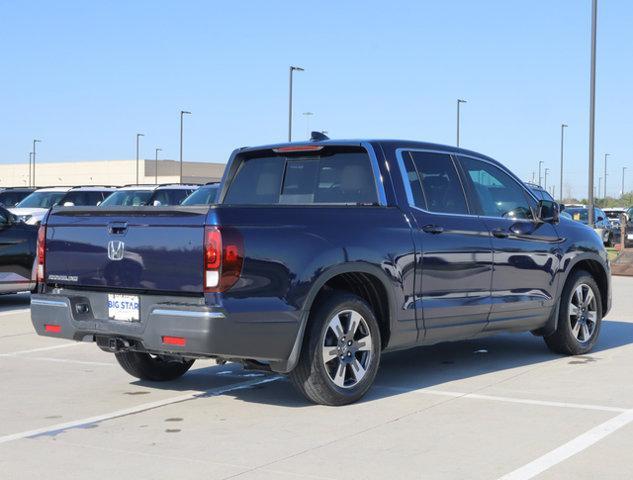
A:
223;147;378;205
150;189;192;206
402;151;469;215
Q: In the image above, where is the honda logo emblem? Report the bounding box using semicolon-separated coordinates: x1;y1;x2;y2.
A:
107;240;125;261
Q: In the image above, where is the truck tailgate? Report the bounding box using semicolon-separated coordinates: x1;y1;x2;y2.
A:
44;207;209;294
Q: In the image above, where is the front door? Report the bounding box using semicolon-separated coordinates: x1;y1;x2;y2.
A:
398;150;493;343
457;155;561;332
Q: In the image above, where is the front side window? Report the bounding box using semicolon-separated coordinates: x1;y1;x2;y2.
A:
459;156;534;220
224;147;378;205
401;151;469;214
182;185;219;206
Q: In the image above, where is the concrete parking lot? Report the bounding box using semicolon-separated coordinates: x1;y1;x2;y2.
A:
1;279;633;480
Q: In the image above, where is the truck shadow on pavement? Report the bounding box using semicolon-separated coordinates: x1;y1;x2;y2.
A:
134;318;633;408
0;292;31;312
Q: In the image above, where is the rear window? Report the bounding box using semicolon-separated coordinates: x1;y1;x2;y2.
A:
223;147;378;205
182;185;219;206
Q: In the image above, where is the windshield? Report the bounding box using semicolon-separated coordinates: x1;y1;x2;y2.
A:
100;190;153;206
182;185;219;206
16;191;66;208
60;191;110;206
0;191;32;207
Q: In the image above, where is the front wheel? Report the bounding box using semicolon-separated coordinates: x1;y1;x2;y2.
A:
289;292;381;406
544;270;602;355
115;351;195;381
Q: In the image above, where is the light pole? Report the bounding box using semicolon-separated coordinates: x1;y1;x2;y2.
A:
559;123;568;202
538;161;544;186
603;153;610;199
32;140;41;187
622;167;627;197
531;171;535;183
587;0;598;226
179;110;191;183
288;66;305;142
456;99;467;147
154;148;162;184
598;177;602;198
302;112;314;138
135;133;144;184
28;152;33;187
544;168;550;191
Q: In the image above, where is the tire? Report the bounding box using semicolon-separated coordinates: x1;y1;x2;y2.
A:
289;292;382;406
544;270;602;355
115;351;194;381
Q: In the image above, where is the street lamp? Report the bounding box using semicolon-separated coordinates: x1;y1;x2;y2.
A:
302;112;314;138
288;66;304;142
155;148;162;184
587;0;598;226
135;133;144;184
28;152;33;187
538;160;544;186
622;167;627;198
456;99;467;147
603;153;610;199
32;139;41;187
559;123;568;202
544;168;550;191
179;110;192;183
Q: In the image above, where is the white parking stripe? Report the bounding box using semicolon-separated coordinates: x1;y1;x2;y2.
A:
0;309;29;317
0;355;115;367
375;385;629;413
0;342;82;356
498;409;633;480
0;376;282;445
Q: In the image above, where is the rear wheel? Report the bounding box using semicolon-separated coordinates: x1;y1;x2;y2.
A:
115;351;194;381
289;292;381;406
544;270;602;355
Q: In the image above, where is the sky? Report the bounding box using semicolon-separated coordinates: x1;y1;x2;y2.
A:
1;0;632;198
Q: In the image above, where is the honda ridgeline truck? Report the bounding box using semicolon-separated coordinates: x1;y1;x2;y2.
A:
31;138;611;405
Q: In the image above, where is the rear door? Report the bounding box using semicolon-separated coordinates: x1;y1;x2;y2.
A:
0;208;36;292
398;150;493;342
457;155;561;332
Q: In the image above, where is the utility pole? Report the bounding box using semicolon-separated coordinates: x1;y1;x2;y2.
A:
32;139;41;187
544;168;550;191
28;152;33;187
456;99;467;147
587;0;598;226
603;153;610;199
622;167;627;197
538;161;544;186
559;124;568;202
179;110;191;183
154;148;162;184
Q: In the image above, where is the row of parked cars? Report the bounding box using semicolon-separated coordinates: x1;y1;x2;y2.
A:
0;182;219;294
0;182;220;225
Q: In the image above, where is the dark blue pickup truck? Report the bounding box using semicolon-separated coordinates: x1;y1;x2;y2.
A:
31;139;611;405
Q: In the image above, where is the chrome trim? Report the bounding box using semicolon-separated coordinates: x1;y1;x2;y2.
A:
152;308;225;319
31;298;68;308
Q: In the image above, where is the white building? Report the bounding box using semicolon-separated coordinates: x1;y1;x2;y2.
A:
0;159;226;187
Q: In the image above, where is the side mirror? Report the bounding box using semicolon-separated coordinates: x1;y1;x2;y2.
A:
537;200;559;223
63;201;75;207
153;200;162;207
558;203;566;212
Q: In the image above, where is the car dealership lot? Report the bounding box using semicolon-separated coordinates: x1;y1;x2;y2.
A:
1;280;633;480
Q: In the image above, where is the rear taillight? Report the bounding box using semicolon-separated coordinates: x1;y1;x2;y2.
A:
204;226;243;292
36;225;46;283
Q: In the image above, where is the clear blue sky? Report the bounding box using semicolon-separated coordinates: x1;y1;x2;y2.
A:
1;0;632;198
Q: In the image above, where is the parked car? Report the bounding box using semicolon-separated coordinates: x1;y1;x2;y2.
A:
564;205;615;246
0;206;37;294
603;208;627;228
181;182;220;206
524;182;555;202
8;187;72;225
99;184;198;207
8;186;117;225
31;139;611;406
0;187;37;208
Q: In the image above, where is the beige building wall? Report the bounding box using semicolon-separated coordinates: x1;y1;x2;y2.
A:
0;159;226;187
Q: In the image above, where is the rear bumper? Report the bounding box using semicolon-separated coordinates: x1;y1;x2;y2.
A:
31;291;301;369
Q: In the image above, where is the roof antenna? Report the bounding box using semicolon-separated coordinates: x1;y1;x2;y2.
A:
310;131;330;142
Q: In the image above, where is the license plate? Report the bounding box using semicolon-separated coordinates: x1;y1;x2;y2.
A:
107;294;140;322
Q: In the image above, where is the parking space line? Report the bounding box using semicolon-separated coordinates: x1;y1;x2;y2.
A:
0;375;282;445
498;409;633;479
0;355;115;367
374;385;629;413
0;309;29;317
0;342;83;356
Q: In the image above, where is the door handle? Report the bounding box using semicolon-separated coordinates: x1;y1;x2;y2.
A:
422;224;444;234
492;228;509;238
